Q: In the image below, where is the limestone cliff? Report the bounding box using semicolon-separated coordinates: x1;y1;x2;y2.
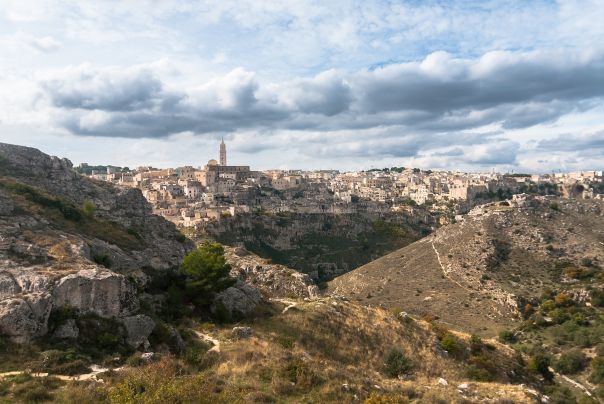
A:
0;143;193;344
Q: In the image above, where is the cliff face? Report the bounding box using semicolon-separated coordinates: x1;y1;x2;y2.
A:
202;210;432;280
0;143;193;344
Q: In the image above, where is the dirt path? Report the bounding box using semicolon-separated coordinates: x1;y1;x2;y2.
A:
429;239;471;292
0;364;114;383
269;297;298;313
195;331;221;353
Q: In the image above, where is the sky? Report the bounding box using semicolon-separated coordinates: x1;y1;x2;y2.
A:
0;0;603;172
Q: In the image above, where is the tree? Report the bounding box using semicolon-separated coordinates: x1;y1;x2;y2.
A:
181;242;235;308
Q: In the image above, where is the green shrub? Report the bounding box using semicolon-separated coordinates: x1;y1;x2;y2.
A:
0;181;82;221
282;358;323;390
465;364;494;382
183;341;210;370
590;357;604;384
92;254;112;268
82;200;96;218
175;232;187;243
181;242;236;308
440;333;459;354
498;329;516;344
528;353;554;381
549;202;559;211
37;349;92;375
591;289;604;307
10;376;64;403
383;347;413;377
540;299;556;312
554;349;587;374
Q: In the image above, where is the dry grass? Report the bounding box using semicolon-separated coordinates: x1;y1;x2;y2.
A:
31;299;538;403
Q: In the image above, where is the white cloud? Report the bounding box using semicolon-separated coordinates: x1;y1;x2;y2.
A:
1;0;604;171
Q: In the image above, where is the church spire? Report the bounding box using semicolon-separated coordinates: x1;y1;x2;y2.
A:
219;138;227;166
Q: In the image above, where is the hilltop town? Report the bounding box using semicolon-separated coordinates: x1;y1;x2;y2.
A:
80;140;604;230
2;142;604;403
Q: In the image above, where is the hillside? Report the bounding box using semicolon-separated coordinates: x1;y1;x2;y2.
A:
1;297;547;403
329;195;604;336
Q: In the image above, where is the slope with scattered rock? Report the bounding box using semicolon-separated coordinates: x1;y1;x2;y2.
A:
329;195;604;336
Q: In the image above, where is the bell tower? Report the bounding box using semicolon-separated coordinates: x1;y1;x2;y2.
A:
219;138;227;166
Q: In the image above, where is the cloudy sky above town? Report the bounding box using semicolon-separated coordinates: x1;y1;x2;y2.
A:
1;0;603;172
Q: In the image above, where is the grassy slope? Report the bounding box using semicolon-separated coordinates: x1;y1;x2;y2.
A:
9;298;544;403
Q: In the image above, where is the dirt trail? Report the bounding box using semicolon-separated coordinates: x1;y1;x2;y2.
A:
195;331;221;353
0;364;115;383
269;297;298;313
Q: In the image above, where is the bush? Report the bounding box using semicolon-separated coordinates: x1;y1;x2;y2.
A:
554;349;587;374
364;393;410;404
590;357;604;384
282;358;323;391
82;201;96;218
183;341;210;370
591;289;604;307
181;242;236;308
528;353;554;381
383;347;413;377
440;333;459;354
555;293;573;307
541;299;556;312
5;375;64;403
92;254;112;268
549;202;559;211
498;329;516;344
175;232;187;243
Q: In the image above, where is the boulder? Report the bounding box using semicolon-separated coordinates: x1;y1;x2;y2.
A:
52;268;139;318
122;314;155;349
212;281;262;319
141;352;156;363
0;292;52;343
231;326;253;339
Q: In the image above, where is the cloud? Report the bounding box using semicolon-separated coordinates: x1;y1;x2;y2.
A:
537;131;604;152
40;49;604;141
26;35;62;52
43;66;165;111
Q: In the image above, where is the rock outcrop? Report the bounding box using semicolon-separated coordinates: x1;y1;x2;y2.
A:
211;281;262;319
122;314;155;349
0;142;194;343
52;268;139;318
224;247;319;299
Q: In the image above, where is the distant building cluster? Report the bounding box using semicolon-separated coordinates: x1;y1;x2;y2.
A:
78;141;604;228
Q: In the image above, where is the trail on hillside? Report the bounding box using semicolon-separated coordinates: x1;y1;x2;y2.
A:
195;331;221;353
429;239;470;292
0;364;114;383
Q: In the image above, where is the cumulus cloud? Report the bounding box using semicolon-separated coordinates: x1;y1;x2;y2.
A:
41;49;604;142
